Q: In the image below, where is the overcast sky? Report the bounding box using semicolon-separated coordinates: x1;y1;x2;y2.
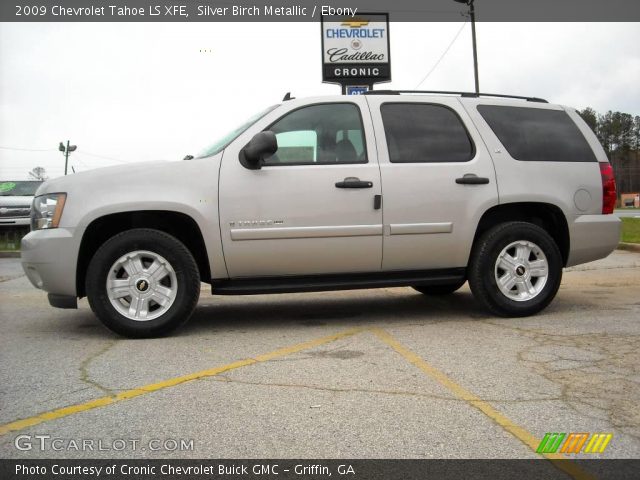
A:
0;22;639;180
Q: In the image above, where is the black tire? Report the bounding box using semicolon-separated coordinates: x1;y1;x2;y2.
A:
86;228;200;338
468;221;562;317
413;280;466;296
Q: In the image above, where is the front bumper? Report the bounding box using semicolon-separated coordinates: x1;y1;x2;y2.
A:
21;228;78;298
566;214;621;267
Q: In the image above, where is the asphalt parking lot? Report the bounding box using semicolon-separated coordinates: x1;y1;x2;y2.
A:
0;251;639;461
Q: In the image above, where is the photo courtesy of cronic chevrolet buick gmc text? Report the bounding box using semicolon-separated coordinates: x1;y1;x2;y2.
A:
21;91;621;338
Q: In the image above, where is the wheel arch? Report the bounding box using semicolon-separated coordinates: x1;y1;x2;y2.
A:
472;202;570;266
76;210;210;297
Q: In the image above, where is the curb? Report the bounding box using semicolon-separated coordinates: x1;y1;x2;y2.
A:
0;251;20;258
617;243;640;253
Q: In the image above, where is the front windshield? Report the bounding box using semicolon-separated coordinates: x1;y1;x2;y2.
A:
196;105;279;158
0;181;43;196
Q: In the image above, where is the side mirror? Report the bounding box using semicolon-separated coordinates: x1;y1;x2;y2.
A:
239;131;278;170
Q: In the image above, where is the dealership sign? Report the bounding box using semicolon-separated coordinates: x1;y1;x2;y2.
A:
321;13;391;91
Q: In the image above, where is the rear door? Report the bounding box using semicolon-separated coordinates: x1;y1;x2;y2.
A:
366;96;499;271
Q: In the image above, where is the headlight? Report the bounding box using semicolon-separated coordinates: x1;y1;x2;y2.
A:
31;193;66;230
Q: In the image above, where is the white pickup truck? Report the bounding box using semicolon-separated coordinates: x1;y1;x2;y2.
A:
21;92;621;337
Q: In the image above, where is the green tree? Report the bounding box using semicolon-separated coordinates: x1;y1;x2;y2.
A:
578;107;598;133
598;111;614;157
633;116;640;160
616;112;634;152
588;110;639;194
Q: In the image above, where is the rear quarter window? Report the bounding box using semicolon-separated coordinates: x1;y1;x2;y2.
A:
477;105;597;162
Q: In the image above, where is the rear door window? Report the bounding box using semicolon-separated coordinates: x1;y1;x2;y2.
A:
380;103;474;163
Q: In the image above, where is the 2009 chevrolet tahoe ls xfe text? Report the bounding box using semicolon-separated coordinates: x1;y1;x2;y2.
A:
21;91;621;337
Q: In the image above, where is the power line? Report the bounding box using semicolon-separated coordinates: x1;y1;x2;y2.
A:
74;156;91;169
0;146;57;152
75;151;128;163
0;145;129;164
415;21;468;89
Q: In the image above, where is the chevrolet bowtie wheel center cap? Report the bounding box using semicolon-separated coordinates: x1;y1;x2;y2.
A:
136;279;150;292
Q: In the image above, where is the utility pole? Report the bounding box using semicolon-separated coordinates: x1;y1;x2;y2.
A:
454;0;480;94
58;140;77;175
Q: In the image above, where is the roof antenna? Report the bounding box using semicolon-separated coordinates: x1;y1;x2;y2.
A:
282;92;294;101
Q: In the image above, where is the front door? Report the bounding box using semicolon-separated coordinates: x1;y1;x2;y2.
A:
219;99;383;278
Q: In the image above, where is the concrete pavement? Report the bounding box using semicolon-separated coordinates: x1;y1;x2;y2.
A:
0;252;639;459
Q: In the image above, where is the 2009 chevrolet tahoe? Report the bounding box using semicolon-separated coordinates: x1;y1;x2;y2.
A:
21;91;621;337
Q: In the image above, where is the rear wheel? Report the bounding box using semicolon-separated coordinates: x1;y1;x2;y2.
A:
468;222;562;317
86;228;200;338
412;280;466;296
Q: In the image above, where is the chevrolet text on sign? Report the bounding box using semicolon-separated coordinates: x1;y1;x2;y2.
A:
321;13;391;84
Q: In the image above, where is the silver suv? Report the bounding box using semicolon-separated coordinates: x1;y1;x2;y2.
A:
0;180;43;228
21;91;621;337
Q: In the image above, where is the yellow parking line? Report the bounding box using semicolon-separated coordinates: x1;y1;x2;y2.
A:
0;327;365;436
371;328;595;480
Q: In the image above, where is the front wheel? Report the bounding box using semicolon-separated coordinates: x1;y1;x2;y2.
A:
468;222;562;317
86;229;200;338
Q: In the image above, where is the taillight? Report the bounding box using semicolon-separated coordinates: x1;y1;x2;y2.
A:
599;162;617;214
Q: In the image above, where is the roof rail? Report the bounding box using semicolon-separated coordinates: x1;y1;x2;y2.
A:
362;90;548;103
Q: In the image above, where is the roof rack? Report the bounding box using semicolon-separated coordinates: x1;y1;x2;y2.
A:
362;90;548;103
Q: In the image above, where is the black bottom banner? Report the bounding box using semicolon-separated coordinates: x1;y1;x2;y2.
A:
2;459;639;480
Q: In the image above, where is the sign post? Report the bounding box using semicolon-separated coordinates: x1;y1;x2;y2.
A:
321;13;391;94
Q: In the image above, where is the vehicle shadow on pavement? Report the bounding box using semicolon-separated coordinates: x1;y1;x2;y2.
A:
14;290;485;339
181;288;488;336
39;286;573;338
